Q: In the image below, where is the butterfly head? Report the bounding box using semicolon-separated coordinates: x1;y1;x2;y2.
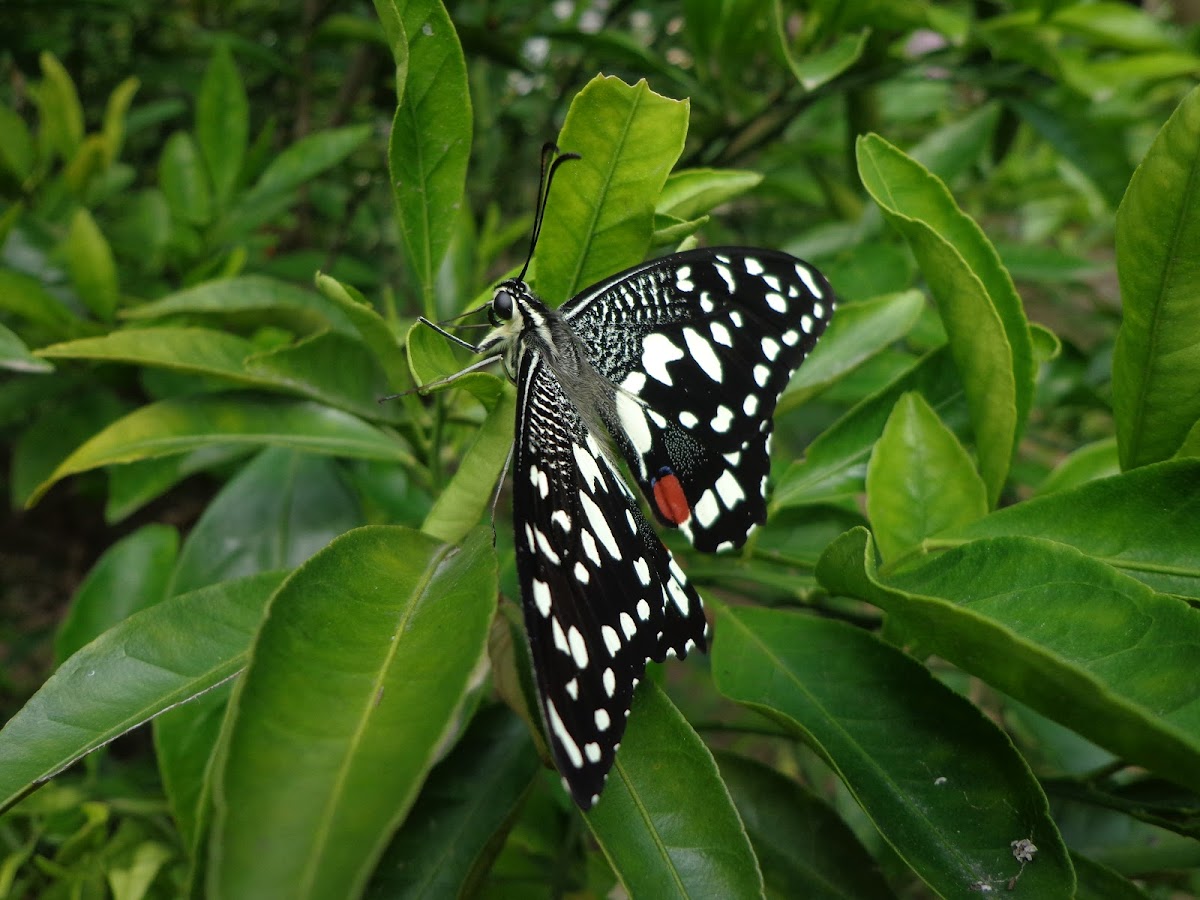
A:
477;278;551;375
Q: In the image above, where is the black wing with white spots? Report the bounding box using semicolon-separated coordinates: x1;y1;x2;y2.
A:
561;247;834;552
512;348;708;809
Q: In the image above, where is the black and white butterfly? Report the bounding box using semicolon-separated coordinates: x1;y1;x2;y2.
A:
421;146;834;809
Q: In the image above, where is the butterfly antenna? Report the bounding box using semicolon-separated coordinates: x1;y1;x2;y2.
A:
517;142;581;282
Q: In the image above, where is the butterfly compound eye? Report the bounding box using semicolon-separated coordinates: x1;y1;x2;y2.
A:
490;289;515;326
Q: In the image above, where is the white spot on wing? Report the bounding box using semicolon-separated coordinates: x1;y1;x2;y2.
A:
616;392;652;455
711;405;734;433
637;598;651;620
694;490;719;527
580;493;621;559
596;707;611;730
603;668;616;698
753;364;770;387
620;611;637;640
551;510;572;532
566;677;578;699
761;337;781;361
573;443;604;493
585;742;602;763
676;265;693;292
567;625;589;669
546;699;582;768
532;579;552;617
684;328;723;383
622;371;647;395
602;625;622;656
765;292;786;313
813;301;826;318
743;394;759;416
713;262;735;291
642;333;684;385
553;617;570;655
574;561;590;584
634;558;651;586
796;264;824;298
716;469;746;507
535;528;561;565
745;256;764;275
680;411;698;428
581;528;601;565
710;321;733;347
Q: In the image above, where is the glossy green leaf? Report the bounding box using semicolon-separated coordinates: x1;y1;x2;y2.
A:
774;345;965;509
938;459;1200;599
716;752;895;900
35;52;84;161
381;0;472;312
39;327;267;384
819;529;1200;795
0;322;53;373
196;43;248;207
423;387;515;543
158;132;212;226
1112;85;1200;470
0;571;285;814
585;680;762;899
405;317;503;405
170;447;364;595
713;604;1073;898
1051;2;1180;52
534;76;689;305
866;392;987;562
210;526;497;900
0;268;83;339
100;75;138;168
124;275;355;334
30;395;411;505
857;134;1034;507
781;290;924;411
364;704;539;899
64;208;119;322
54;523;178;664
657;168;762;220
153;680;232;854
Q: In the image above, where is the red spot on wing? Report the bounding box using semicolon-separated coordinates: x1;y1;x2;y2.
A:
652;472;690;525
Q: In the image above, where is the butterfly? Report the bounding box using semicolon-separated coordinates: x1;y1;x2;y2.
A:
420;145;835;809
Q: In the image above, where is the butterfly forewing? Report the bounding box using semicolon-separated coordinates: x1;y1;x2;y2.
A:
512;350;707;809
561;247;835;552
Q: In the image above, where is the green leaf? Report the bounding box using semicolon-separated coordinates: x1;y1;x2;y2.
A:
105;446;254;523
1112;85;1200;470
54;523;178;664
857;134;1035;507
774;345;965;509
1036;437;1120;496
937;459;1200;599
775;19;869;92
196;43;248;208
64;209;120;322
40;327;267;383
0;267;84;339
29;395;412;505
781;290;924;411
170;447;364;595
0;101;35;181
35;52;84;162
534;76;689;305
585;680;762;899
364;704;539;900
866;392;988;562
716;752;896;899
158;132;212;226
218;125;373;240
382;0;472;313
819;529;1200;796
1071;850;1152;899
0;572;285;814
210;526;497;900
422;387;515;543
406;317;503;405
0;322;53;373
314;273;408;391
124;275;355;334
713;604;1073;898
1051;2;1180;52
657;168;763;220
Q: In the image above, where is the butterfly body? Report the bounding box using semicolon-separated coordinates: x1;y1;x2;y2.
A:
464;246;835;808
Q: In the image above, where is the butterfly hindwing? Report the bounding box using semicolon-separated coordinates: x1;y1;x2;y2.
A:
512;349;707;809
562;247;835;552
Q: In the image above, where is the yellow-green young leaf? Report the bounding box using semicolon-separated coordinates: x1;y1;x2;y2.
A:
211;527;497;900
1112;85;1200;470
534;76;689;305
35;52;84;161
29;396;412;505
64;209;119;322
0;102;35;181
857;134;1034;507
657;168;762;220
314;273;408;390
866;392;987;563
101;76;139;168
405;318;503;406
422;388;515;543
158;132;212;226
